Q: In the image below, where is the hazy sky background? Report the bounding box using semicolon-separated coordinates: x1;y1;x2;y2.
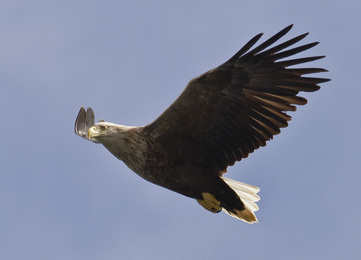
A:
1;1;360;259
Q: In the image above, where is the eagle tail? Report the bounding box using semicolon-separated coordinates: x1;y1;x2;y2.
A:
197;177;260;223
221;177;260;223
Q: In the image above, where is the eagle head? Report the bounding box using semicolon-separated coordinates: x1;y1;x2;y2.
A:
75;107;136;144
88;122;121;142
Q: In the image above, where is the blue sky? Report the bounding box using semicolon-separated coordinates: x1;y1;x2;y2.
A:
1;1;360;259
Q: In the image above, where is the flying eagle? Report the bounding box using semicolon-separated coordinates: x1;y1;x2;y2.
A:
75;25;329;223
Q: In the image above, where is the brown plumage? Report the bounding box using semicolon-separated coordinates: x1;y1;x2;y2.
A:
75;25;329;223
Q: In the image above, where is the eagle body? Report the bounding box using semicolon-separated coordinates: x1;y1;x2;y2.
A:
91;123;252;220
75;25;329;223
99;125;233;200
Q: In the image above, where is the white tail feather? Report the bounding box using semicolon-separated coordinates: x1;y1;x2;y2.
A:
221;177;261;223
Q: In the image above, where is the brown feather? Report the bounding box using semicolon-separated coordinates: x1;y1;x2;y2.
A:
271;42;320;60
259;32;309;56
144;25;328;174
276;56;325;67
245;25;293;56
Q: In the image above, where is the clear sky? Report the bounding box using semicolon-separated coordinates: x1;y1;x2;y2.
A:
1;1;360;259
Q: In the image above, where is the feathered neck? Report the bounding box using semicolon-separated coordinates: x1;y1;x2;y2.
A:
100;125;148;173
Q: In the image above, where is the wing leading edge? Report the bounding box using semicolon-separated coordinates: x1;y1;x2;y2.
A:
145;25;330;173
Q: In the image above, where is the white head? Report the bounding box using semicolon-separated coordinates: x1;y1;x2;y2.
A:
74;107;137;144
88;121;136;143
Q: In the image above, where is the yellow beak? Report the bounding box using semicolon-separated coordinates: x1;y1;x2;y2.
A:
88;126;98;139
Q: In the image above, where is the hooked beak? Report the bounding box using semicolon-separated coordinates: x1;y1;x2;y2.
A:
88;126;100;141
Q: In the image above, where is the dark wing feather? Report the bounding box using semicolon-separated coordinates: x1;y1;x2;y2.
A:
144;25;329;174
75;107;95;140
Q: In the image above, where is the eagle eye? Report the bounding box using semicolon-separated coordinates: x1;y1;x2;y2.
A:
98;125;106;131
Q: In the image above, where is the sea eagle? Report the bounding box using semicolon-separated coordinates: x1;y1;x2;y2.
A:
75;25;329;223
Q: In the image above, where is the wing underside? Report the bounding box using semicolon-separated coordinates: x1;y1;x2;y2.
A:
145;25;330;173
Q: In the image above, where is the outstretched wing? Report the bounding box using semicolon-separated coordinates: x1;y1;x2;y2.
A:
144;25;329;173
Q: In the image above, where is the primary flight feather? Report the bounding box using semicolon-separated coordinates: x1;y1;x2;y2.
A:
75;25;329;223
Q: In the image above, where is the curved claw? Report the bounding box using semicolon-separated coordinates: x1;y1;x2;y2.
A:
74;107;95;140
